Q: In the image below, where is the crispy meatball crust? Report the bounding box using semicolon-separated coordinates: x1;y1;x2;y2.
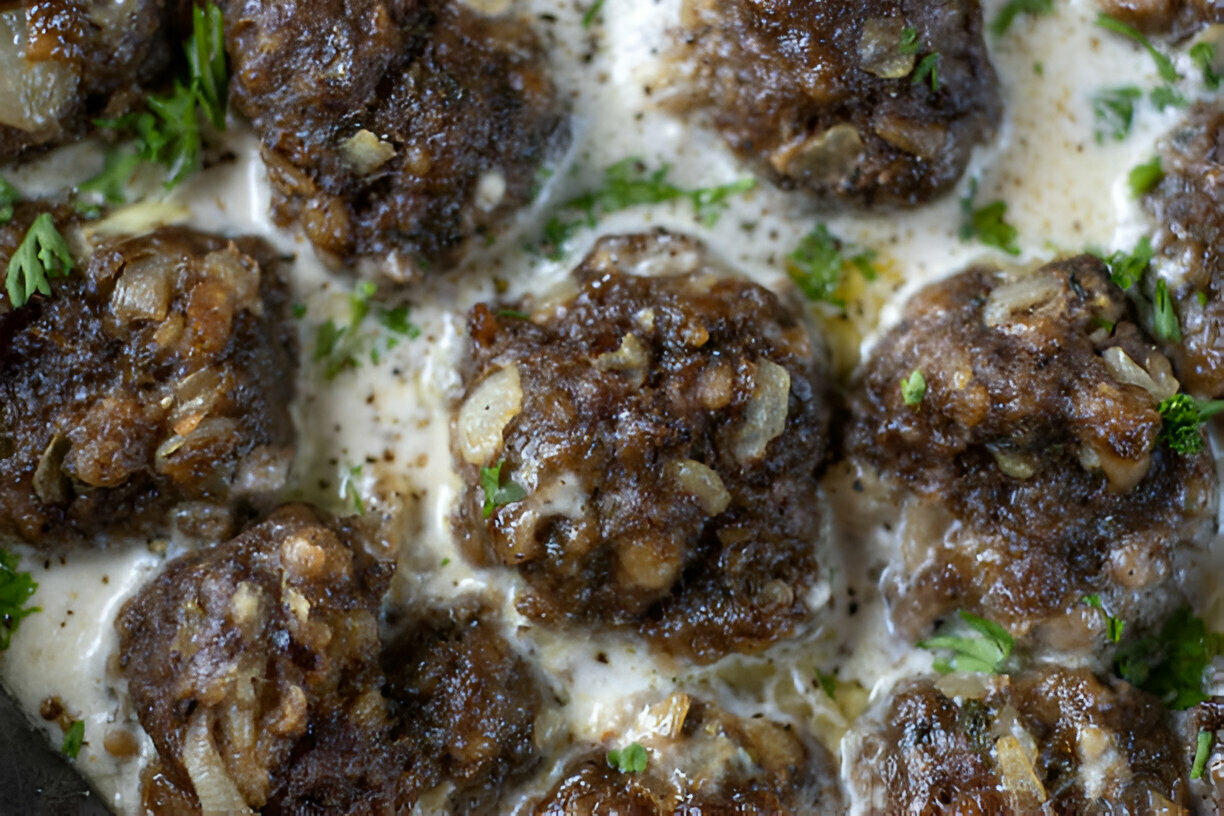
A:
845;668;1190;813
0;210;296;545
848;257;1216;637
662;0;1000;208
0;0;186;161
223;0;567;274
533;695;841;815
1097;0;1222;37
453;232;831;663
1144;102;1224;398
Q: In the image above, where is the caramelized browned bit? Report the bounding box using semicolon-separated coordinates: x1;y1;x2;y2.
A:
1097;0;1222;37
845;668;1190;813
0;1;188;161
452;232;832;663
0;207;297;546
662;0;1000;208
222;0;567;274
1144;102;1224;398
848;257;1216;639
533;695;841;815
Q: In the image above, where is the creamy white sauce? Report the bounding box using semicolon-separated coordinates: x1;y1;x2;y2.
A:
1;0;1222;812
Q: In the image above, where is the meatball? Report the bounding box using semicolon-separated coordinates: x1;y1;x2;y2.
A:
1097;0;1222;36
0;210;296;545
1144;102;1224;398
844;667;1190;813
534;694;841;815
452;232;832;663
0;1;185;161
662;0;1000;208
118;505;544;814
847;257;1216;639
223;0;567;274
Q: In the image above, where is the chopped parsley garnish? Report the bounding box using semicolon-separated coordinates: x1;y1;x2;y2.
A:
1149;84;1187;111
1100;236;1153;290
339;465;365;515
6;213;74;308
77;149;141;208
313;282;421;379
901;369;926;407
0;176;17;224
61;720;84;759
899;26;922;55
1082;594;1124;643
990;0;1053;37
607;742;649;774
186;3;228;129
0;547;40;650
1128;157;1163;198
581;0;606;28
1116;607;1223;709
785;224;878;307
1191;42;1221;90
959;180;1020;255
496;309;531;320
1092;86;1142;143
913;53;941;92
480;459;527;519
919;610;1014;674
816;671;837;698
1193;728;1213;780
1152;278;1181;342
1095;14;1181;84
1157;393;1224;455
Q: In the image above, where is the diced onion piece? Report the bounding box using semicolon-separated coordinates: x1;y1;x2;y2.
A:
996;735;1048;803
111;256;175;324
457;366;523;465
203;248;261;313
595;333;648;374
1100;347;1178;402
0;11;76;133
181;712;252;815
733;359;791;463
987;445;1038;480
983;273;1062;327
858;18;916;79
82;201;192;242
771;124;864;181
339;128;396;175
667;459;731;515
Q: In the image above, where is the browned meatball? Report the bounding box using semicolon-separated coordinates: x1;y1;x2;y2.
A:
452;232;832;663
0;209;296;545
117;505;544;814
1144;102;1224;398
0;0;186;161
848;257;1216;639
662;0;1000;208
534;695;841;815
845;667;1191;813
223;0;567;274
1098;0;1222;36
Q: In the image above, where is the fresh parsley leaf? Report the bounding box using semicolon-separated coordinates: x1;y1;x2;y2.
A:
607;742;649;774
496;309;531;320
1116;607;1223;709
147;80;203;186
186;3;228;129
920;610;1014;674
899;26;922;55
1096;14;1181;83
1101;236;1153;289
0;176;17;224
1157;393;1224;455
78;149;141;206
291;302;307;319
816;672;837;698
913;52;941;92
1092;86;1142;143
1082;594;1125;643
61;720;84;759
1149;84;1187;111
339;465;364;515
480;459;527;518
901;369;926;407
786;225;878;307
1152;278;1181;342
1128;157;1163;198
959;181;1020;255
0;548;39;650
581;0;606;28
1191;42;1221;90
990;0;1053;37
313;283;420;378
1193;728;1213;780
6;213;74;308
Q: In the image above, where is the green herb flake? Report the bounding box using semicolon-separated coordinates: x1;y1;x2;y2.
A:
1096;14;1181;83
339;465;365;515
607;742;649;774
0;548;39;650
496;309;531;320
1152;278;1181;342
1092;86;1142;143
1198;291;1209;307
186;3;228;129
581;0;606;28
913;52;941;92
1149;84;1188;111
6;213;74;308
919;610;1014;674
901;369;926;408
1191;42;1221;90
1116;607;1224;709
959;181;1020;255
990;0;1053;37
480;459;528;519
0;176;18;224
786;225;878;307
313;284;420;378
816;672;837;699
1192;728;1213;780
1081;594;1125;643
440;557;451;567
1157;393;1224;456
1128;157;1163;198
1101;236;1153;290
899;26;922;55
61;720;85;759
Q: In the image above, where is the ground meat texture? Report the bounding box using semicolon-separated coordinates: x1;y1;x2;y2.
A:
0;0;185;161
1144;102;1224;398
848;257;1216;639
845;667;1190;813
0;212;296;545
534;695;841;815
223;0;566;274
662;0;1000;208
1097;0;1222;37
452;232;831;663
